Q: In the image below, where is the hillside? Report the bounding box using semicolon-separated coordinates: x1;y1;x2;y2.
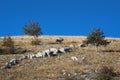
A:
0;36;120;80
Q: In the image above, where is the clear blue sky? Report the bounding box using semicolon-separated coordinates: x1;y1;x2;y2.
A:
0;0;120;37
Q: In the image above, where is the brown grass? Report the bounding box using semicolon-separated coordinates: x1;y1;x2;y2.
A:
0;36;120;80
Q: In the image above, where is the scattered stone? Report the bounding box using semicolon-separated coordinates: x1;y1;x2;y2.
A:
9;58;19;65
69;44;74;48
71;56;78;61
78;43;86;47
88;44;94;47
58;47;72;53
1;44;76;69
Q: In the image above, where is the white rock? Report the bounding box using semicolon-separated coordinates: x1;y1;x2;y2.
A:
29;54;36;59
69;44;74;48
10;59;18;65
36;52;43;58
71;56;78;61
42;49;50;57
58;47;72;53
78;43;86;47
49;48;58;56
58;48;66;53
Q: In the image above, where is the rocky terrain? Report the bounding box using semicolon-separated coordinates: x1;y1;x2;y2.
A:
0;36;120;80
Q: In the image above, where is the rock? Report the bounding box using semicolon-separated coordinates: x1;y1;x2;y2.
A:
4;62;12;69
36;52;43;58
44;78;52;80
79;57;85;63
69;44;74;48
68;74;71;76
64;47;72;52
42;49;50;57
83;70;93;74
9;59;19;65
71;56;78;61
78;43;86;47
58;47;72;53
29;54;36;59
19;55;28;60
49;48;58;56
58;48;66;53
88;44;94;47
74;73;77;76
62;70;66;76
57;78;65;80
1;66;6;69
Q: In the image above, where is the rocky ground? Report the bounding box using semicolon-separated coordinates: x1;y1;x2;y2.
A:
0;36;120;80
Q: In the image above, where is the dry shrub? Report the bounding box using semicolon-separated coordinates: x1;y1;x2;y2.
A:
97;66;117;80
31;39;41;45
2;36;15;54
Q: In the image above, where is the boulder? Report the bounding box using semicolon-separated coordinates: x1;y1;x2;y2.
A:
49;48;58;56
19;55;29;60
29;54;36;59
42;49;50;57
4;62;12;69
58;47;72;53
9;59;19;65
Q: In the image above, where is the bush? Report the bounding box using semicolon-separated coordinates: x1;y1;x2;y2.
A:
0;48;3;54
2;36;14;47
3;47;15;54
2;36;15;54
31;39;41;45
99;74;112;80
71;41;77;43
98;66;117;80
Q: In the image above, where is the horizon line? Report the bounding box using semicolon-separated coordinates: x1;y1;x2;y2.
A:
0;35;120;39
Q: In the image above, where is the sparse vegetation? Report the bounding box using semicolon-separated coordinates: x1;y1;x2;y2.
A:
0;36;120;80
31;39;41;45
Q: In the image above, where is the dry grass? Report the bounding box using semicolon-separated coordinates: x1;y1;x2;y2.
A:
0;36;120;80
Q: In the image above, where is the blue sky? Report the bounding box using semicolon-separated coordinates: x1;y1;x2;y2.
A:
0;0;120;37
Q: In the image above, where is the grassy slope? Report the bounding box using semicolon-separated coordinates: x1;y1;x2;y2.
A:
0;36;120;80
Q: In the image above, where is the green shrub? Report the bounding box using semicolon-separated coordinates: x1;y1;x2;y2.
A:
99;74;112;80
2;36;15;54
2;36;14;47
31;39;41;45
71;41;77;43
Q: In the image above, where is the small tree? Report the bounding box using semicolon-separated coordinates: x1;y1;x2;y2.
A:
83;28;110;52
23;20;42;45
2;36;15;54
